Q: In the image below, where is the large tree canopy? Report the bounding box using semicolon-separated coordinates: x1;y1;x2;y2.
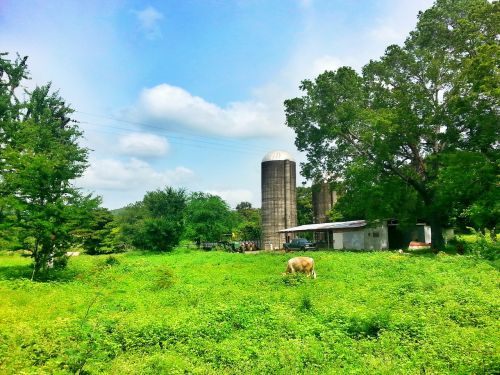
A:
285;0;499;249
0;53;98;277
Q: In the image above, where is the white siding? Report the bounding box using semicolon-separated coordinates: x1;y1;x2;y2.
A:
333;232;343;250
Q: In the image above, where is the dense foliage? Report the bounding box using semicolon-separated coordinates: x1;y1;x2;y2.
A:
184;192;235;243
234;201;261;241
297;186;313;225
0;53;98;278
116;187;187;252
74;207;121;255
0;249;498;373
113;195;263;250
285;0;499;249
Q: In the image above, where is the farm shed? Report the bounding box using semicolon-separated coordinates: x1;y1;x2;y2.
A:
387;221;432;249
279;220;389;250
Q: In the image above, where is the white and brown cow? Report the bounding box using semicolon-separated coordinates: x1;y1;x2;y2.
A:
284;256;317;279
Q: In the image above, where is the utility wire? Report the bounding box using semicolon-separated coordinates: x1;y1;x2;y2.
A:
79;121;267;155
75;110;273;154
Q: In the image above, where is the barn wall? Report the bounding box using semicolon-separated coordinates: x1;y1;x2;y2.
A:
342;230;365;250
364;222;389;250
333;232;343;250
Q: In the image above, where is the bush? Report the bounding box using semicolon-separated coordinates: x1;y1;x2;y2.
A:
153;268;176;290
462;229;500;261
104;256;120;267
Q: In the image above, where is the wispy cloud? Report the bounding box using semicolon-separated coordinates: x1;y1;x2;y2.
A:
206;189;255;209
367;0;434;46
117;133;170;157
136;6;164;40
77;158;194;191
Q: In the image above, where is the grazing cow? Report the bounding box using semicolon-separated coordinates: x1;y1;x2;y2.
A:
284;256;317;279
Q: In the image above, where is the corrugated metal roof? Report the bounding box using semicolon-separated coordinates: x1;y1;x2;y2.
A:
278;220;367;232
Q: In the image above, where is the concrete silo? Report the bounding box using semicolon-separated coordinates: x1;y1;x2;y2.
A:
312;182;337;224
261;150;297;250
312;182;337;245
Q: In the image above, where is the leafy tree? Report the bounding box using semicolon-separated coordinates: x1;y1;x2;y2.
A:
141;187;186;251
116;187;186;251
235;201;252;211
234;201;261;240
0;53;99;278
297;186;313;225
74;207;121;254
115;201;147;247
184;192;234;242
285;0;499;249
436;152;499;240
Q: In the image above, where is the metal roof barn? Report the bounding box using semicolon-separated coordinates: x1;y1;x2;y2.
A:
278;220;367;233
279;220;389;250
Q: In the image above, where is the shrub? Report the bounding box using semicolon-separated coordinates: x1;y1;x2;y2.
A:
463;229;500;261
282;273;306;286
104;256;120;267
299;295;314;312
153;268;176;290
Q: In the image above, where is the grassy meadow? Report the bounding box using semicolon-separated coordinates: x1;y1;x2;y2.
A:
0;249;498;374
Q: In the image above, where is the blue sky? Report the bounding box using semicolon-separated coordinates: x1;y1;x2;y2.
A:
1;0;434;209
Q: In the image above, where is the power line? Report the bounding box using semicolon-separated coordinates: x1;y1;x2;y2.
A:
75;110;273;154
79;121;267;156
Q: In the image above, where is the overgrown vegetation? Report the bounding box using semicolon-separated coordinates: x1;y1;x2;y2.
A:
0;249;498;374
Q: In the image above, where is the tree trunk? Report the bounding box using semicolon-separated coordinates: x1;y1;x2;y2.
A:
429;216;445;251
31;239;40;281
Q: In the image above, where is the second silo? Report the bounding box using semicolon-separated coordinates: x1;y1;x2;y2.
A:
261;150;297;250
312;182;337;223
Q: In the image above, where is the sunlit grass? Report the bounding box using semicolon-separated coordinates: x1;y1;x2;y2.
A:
0;249;498;374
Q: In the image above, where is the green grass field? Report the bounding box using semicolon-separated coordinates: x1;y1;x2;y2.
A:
1;249;498;374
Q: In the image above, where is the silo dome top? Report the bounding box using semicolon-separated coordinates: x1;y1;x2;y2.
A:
262;150;295;163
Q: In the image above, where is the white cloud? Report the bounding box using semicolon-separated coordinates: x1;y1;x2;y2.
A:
76;158;195;191
369;25;402;45
136;6;164;40
367;0;435;46
205;189;255;209
134;83;288;138
127;53;344;142
310;55;344;77
117;133;169;157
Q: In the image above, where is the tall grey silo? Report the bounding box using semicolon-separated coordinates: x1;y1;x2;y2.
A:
261;151;297;250
312;182;337;224
312;182;337;245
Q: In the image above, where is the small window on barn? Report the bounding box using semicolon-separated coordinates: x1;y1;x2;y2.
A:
372;232;379;238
